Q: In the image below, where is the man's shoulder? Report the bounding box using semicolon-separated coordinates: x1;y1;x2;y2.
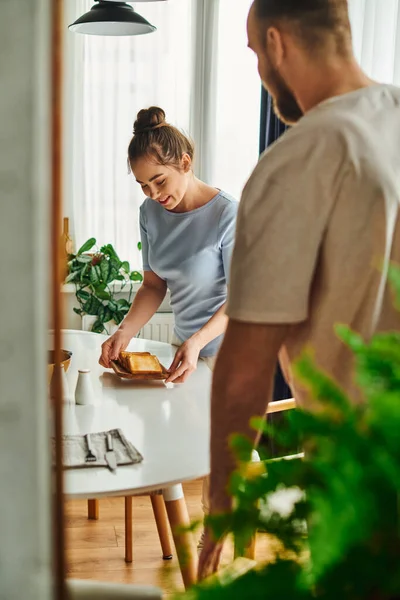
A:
240;114;354;215
250;105;370;194
262;115;345;165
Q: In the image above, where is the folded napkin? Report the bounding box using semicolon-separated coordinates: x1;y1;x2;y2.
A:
52;428;143;469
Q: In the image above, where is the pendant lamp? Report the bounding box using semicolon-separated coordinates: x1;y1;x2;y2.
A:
69;1;164;36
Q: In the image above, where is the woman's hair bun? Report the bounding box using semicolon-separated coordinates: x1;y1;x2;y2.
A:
133;107;166;134
128;105;195;166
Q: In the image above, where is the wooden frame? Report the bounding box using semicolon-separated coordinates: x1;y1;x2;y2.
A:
51;0;66;597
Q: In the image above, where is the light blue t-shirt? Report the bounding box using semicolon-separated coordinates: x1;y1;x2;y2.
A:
139;191;238;357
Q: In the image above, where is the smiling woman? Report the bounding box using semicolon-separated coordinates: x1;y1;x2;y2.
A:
99;105;238;372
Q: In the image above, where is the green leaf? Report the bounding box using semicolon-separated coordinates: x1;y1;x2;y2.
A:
137;242;142;251
80;264;89;282
108;299;118;312
70;261;83;272
76;255;92;264
230;434;254;462
102;308;113;323
100;259;111;283
388;264;400;310
121;261;130;273
129;271;143;282
91;319;105;334
114;311;125;325
83;296;101;316
76;289;91;301
97;305;105;323
108;244;120;263
65;271;78;283
100;244;120;264
73;307;83;316
117;299;131;309
105;258;119;283
95;289;111;301
89;265;101;287
77;237;96;255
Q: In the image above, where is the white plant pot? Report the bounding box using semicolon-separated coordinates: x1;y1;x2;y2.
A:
81;314;119;335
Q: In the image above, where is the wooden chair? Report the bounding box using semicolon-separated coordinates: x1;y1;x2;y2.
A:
87;492;173;563
235;397;297;560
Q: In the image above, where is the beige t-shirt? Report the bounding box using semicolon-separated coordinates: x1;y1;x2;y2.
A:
227;84;400;409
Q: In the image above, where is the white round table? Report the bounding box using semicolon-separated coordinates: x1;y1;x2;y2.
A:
51;330;212;588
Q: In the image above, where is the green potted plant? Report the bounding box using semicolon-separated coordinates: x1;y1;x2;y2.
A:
180;267;400;600
66;238;143;334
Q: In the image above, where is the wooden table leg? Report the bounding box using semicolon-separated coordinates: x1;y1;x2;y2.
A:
150;494;173;560
125;496;133;563
163;485;197;589
87;499;99;520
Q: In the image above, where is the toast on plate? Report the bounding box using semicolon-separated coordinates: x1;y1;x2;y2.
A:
118;351;163;375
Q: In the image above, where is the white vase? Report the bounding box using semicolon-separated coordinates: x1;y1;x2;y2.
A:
74;369;95;406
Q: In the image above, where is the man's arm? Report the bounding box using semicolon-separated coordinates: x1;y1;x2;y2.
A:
209;318;288;513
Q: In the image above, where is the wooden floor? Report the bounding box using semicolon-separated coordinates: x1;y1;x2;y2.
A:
65;479;272;597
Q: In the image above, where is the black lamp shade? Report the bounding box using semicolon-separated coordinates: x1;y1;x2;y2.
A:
69;2;157;36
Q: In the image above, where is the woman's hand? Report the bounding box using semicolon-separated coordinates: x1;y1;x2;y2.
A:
99;329;132;368
166;336;203;384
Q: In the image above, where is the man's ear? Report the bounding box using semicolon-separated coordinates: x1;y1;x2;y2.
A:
266;26;285;68
181;153;192;173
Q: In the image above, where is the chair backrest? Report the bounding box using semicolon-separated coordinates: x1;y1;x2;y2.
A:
266;398;296;415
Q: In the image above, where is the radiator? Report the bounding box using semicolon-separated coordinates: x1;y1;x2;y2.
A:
82;312;175;343
139;313;175;343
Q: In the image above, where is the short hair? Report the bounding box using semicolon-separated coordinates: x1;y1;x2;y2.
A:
254;0;352;55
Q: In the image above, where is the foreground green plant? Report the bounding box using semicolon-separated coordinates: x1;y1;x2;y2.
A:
66;238;143;333
182;267;400;600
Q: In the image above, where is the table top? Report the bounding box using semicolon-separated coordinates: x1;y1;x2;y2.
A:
50;330;212;499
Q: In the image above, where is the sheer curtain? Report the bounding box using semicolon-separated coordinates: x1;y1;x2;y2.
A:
349;0;400;84
64;0;263;265
64;0;193;269
211;0;261;200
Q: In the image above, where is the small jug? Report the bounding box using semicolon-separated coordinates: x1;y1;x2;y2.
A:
75;369;95;406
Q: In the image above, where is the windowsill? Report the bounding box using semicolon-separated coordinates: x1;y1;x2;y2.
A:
62;280;172;314
62;281;142;294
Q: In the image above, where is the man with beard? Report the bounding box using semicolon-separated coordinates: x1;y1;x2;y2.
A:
198;0;400;579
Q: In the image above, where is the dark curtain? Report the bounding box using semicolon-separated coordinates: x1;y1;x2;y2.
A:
258;88;292;457
259;88;289;152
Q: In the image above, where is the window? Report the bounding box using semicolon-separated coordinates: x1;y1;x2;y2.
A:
64;0;193;269
212;0;261;200
64;0;261;267
348;0;400;84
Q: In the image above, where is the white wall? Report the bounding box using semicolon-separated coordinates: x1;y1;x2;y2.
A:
0;0;53;597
